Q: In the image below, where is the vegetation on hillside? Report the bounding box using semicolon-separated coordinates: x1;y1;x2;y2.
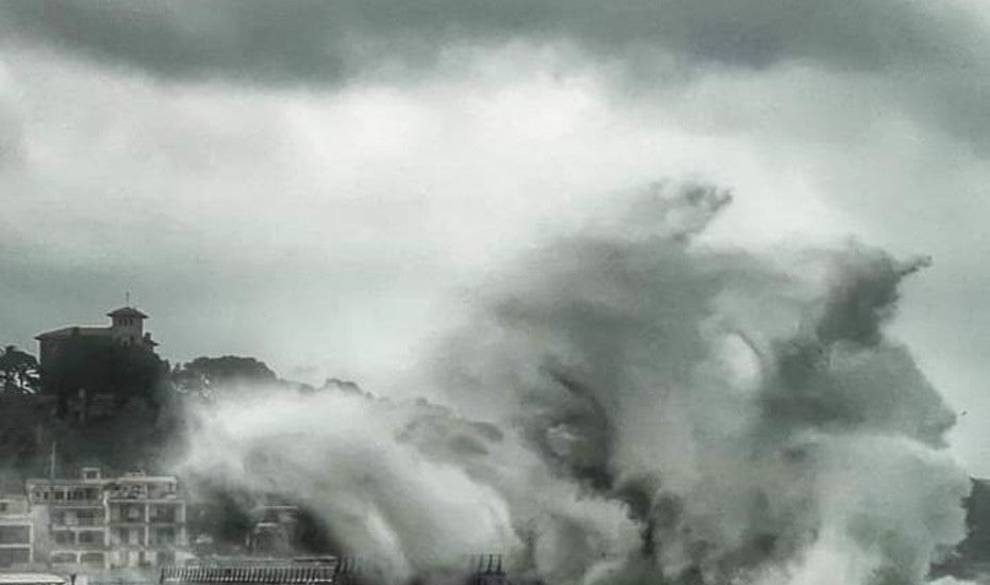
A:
0;345;40;394
0;340;341;556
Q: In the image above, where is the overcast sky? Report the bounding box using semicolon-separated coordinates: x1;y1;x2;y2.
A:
2;1;990;473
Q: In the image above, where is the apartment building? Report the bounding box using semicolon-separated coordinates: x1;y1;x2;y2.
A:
26;468;109;569
0;492;35;568
26;468;188;571
105;472;186;568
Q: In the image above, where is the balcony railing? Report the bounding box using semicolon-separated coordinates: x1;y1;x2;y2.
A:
48;500;104;507
53;517;105;527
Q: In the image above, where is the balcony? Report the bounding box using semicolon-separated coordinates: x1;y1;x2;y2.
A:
52;530;106;550
49;501;103;509
108;507;146;524
105;484;179;502
52;516;105;527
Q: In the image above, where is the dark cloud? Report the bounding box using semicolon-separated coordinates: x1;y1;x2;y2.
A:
1;0;983;80
4;0;989;151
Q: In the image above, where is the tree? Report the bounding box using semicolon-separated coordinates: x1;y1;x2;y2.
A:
170;356;278;398
0;345;40;394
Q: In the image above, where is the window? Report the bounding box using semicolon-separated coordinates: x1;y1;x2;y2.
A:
150;505;176;522
52;552;77;564
149;483;176;499
0;548;30;566
78;530;102;545
53;531;74;545
126;505;143;521
112;504;143;522
81;552;105;567
0;503;7;513
116;528;144;546
153;528;175;545
113;528;142;546
81;509;104;525
0;526;30;545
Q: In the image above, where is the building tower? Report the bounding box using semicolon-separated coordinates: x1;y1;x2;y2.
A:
106;307;149;346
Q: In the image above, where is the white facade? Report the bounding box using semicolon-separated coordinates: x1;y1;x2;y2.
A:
105;472;187;568
26;469;188;571
0;494;35;568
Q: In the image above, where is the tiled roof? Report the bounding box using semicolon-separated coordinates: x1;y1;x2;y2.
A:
106;306;148;319
35;326;111;340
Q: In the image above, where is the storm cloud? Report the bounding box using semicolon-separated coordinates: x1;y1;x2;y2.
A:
4;0;990;149
3;0;984;78
3;0;990;479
